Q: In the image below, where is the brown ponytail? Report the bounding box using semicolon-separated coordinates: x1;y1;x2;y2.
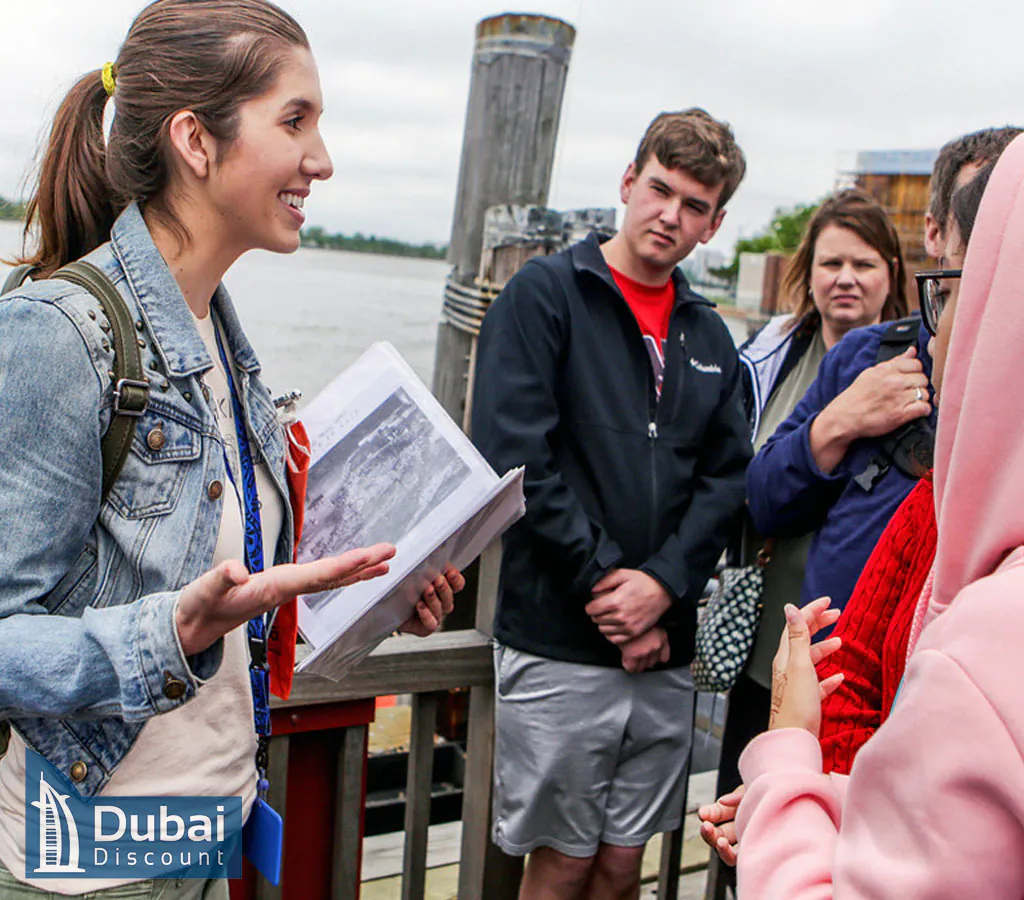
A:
19;71;117;276
16;0;308;276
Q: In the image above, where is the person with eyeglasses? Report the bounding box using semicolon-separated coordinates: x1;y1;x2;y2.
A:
700;140;1005;880
726;132;1024;900
917;268;962;341
704;130;1015;888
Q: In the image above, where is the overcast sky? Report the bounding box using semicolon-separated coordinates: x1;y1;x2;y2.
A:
3;0;1022;258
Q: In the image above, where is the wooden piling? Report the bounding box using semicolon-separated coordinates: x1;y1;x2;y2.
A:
431;13;576;426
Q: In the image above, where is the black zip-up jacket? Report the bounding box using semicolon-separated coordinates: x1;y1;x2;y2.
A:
472;233;752;668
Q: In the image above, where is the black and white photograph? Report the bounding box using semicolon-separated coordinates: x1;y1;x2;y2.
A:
301;385;471;612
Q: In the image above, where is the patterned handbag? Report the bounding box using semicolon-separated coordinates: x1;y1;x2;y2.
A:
691;542;772;693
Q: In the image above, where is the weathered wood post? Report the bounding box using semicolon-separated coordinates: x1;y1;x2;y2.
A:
431;13;576;426
429;14;574;900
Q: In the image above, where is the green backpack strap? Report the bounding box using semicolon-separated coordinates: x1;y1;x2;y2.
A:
0;261;149;755
2;264;37;295
52;261;150;501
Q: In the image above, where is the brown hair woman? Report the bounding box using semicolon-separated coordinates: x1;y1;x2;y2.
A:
0;2;459;895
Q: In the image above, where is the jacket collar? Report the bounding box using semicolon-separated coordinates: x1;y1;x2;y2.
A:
108;202;261;378
569;231;711;307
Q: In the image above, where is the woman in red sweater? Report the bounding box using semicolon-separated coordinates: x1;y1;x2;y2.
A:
815;476;935;773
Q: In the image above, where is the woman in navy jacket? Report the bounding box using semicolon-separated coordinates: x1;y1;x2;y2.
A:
746;326;932;620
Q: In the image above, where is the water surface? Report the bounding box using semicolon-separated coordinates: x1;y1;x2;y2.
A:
0;220;746;406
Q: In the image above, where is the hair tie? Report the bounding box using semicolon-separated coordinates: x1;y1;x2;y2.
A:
101;62;116;98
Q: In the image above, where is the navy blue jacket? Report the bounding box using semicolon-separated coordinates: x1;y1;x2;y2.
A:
472;233;752;668
746;321;934;617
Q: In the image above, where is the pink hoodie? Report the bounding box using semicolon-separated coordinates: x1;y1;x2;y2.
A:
735;133;1024;899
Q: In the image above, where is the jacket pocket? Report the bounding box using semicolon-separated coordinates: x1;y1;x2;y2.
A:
106;404;201;520
45;542;98;615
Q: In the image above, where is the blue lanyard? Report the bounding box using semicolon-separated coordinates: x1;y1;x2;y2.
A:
212;323;272;792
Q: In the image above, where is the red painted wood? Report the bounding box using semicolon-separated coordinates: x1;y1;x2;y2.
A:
230;700;376;899
272;698;376;736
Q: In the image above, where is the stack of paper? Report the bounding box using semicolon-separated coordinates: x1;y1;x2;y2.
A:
294;342;524;680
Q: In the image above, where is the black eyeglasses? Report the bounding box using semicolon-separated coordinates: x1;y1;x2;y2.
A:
915;269;962;337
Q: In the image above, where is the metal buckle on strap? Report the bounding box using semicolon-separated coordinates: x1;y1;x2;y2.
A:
112;378;150;417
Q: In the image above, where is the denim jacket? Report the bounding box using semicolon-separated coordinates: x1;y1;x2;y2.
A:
0;203;293;797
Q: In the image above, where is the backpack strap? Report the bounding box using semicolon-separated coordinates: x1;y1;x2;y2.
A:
51;261;150;501
875;316;920;363
2;264;37;295
854;317;934;491
0;261;149;758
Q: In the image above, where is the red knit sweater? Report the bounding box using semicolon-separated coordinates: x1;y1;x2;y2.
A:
816;476;937;775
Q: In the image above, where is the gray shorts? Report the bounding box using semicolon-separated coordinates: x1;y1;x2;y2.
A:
491;644;694;858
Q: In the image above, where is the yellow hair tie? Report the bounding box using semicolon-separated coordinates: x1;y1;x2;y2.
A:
101;62;116;98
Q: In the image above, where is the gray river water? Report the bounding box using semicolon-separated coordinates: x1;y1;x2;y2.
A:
0;219;746;407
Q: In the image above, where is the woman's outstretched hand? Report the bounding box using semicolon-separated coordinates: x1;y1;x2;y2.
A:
769;597;845;735
399;565;466;637
175;544;397;656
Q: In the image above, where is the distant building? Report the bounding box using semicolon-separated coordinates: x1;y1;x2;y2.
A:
838;148;938;282
728;149;938;325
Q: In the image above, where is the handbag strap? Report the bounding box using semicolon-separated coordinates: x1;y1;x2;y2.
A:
756;537;775;566
52;261;150;500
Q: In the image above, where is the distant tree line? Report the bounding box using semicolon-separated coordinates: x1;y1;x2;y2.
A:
301;226;447;260
0;199;448;262
0;197;27;221
711;200;820;280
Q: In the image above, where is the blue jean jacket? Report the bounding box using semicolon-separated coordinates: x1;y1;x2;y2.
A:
0;203;293;796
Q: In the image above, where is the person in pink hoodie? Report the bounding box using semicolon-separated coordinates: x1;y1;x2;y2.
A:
733;131;1024;898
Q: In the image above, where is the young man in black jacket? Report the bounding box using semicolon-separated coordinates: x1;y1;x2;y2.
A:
472;109;752;899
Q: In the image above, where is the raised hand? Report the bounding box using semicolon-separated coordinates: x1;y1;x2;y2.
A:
175;543;396;656
769;598;845;734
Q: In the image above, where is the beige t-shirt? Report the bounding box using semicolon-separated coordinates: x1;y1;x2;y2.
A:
0;311;285;894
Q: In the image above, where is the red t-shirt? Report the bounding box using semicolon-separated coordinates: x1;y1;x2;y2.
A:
609;266;675;395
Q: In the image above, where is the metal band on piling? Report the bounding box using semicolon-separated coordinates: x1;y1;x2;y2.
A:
441;274;502;336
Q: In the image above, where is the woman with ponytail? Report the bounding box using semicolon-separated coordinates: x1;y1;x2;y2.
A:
0;1;460;895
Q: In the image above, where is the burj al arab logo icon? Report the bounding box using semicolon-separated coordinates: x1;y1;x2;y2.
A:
30;771;85;873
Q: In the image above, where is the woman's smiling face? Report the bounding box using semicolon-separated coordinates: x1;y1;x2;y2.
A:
203;45;333;256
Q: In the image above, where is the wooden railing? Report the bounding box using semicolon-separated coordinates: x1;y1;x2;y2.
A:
266;544;701;899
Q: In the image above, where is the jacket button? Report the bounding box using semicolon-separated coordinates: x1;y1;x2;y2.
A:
69;761;88;783
147;428;166;451
207;480;223;501
163;672;187;701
